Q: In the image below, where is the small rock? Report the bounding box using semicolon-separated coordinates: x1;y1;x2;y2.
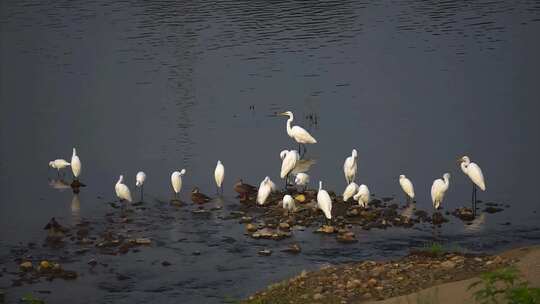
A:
278;222;290;230
239;216;253;223
161;261;171;267
192;251;201;256
258;249;272;256
19;261;33;271
315;225;336;234
440;261;456;269
282;244;301;254
246;223;257;232
135;238;151;245
367;278;378;287
39;261;51;270
313;293;323;300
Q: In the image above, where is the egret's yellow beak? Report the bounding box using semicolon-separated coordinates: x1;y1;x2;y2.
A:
278;112;288;116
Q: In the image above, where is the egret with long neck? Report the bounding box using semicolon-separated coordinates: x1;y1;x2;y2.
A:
279;111;317;156
458;156;486;215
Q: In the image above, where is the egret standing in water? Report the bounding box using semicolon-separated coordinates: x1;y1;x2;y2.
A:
214;160;225;194
280;149;299;187
135;171;146;201
399;174;415;204
171;169;186;198
458;156;486;214
71;148;81;180
431;173;450;210
343;149;358;185
342;182;359;202
354;184;370;208
115;175;132;203
317;181;332;223
257;176;273;205
49;159;70;175
278;111;317;155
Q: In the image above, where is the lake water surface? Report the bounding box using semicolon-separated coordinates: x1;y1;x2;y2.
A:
1;0;540;303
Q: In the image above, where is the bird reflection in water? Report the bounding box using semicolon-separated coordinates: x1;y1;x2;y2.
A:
48;178;71;191
464;213;487;234
71;191;81;226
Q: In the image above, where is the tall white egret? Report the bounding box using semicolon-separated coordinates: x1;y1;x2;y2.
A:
343;182;359;202
458;156;486;214
295;173;309;191
71;148;81;179
431;173;450;210
115;175;132;203
280;149;299;186
343;149;358;184
171;169;186;197
354;184;370;208
214;160;225;194
135;171;146;201
283;194;295;211
268;177;278;193
279;111;317;155
399;174;415;204
317;181;332;222
257;176;273;205
49;159;70;175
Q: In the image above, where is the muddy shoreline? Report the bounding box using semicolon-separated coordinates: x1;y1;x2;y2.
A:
242;245;540;304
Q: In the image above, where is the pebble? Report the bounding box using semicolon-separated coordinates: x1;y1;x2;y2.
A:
19;261;32;271
440;261;456;269
313;293;323;300
282;244;301;254
258;249;272;256
245;223;257;232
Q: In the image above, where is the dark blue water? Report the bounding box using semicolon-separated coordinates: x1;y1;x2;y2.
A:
1;0;540;302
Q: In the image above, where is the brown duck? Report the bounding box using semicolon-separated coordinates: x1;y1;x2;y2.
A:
191;187;211;204
234;179;257;200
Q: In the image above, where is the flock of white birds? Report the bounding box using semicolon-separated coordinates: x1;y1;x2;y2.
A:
48;111;486;221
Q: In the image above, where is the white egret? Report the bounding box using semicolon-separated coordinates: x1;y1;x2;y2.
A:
354;184;370;208
343;149;358;185
458;156;486;214
135;171;146;201
295;172;309;191
115;175;132;203
283;194;295;211
399;174;415;204
431;173;450;210
171;169;186;197
279;111;317;155
49;159;70;175
71;148;81;179
342;182;359;202
214;160;225;194
268;178;278;193
257;176;273;205
317;181;332;221
291;158;316;175
280;149;299;186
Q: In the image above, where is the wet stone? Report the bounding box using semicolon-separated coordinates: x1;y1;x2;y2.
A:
282;244;301;254
258;249;272;256
315;225;336;234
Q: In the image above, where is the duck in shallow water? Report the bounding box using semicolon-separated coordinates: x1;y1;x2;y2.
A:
234;179;257;201
191;187;211;204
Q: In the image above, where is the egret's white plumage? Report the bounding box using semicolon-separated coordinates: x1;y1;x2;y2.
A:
115;175;132;202
214;160;225;190
317;181;332;219
280;150;299;179
257;176;273;205
279;111;317;145
283;194;295;211
399;174;415;201
49;159;70;172
459;156;486;191
295;173;310;186
71;148;81;178
171;169;186;194
431;173;450;210
267;177;278;192
343;149;358;184
354;184;370;208
136;171;146;187
342;182;359;202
